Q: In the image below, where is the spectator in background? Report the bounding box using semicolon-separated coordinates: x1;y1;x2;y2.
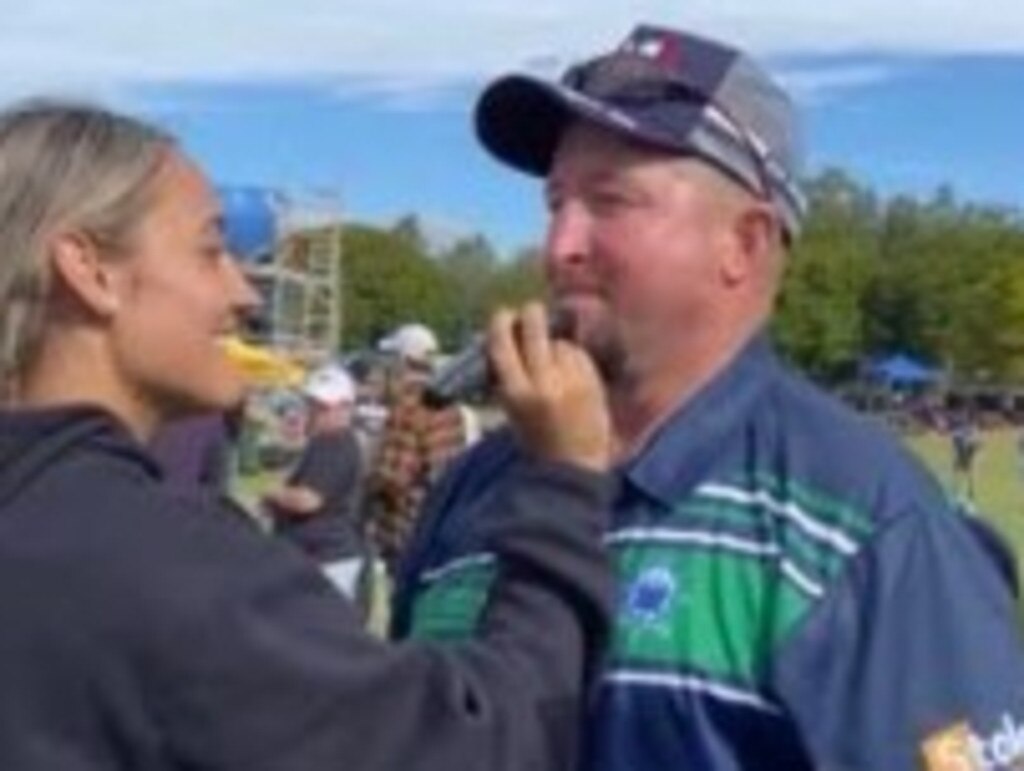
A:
350;358;391;463
950;409;981;502
368;323;475;569
264;364;367;602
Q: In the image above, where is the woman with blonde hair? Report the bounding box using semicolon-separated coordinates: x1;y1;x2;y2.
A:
0;100;613;770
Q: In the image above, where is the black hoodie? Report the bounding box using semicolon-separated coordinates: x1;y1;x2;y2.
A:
0;406;612;771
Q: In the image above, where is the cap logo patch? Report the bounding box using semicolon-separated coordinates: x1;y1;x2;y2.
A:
621;28;684;71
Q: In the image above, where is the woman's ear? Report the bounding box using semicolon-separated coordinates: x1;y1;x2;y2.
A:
49;232;121;316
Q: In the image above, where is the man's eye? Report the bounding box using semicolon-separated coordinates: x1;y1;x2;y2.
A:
590;190;631;211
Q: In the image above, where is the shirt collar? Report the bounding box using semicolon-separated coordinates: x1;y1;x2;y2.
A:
619;332;779;507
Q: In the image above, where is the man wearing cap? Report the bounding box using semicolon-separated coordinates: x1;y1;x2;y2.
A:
393;24;1024;771
368;323;472;570
265;364;367;601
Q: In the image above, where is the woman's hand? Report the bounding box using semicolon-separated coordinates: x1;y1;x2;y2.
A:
487;302;611;473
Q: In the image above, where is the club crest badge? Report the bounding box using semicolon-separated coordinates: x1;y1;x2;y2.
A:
624;566;678;625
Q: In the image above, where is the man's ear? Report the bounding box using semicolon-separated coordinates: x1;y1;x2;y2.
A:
49;232;122;317
720;203;778;286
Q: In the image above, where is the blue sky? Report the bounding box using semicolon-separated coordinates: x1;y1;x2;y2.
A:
1;1;1022;254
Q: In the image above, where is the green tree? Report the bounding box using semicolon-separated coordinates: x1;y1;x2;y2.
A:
340;224;457;349
437;234;500;343
391;214;429;254
868;190;1024;382
775;169;879;380
488;247;546;309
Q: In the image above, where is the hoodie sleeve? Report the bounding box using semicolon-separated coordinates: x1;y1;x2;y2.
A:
148;459;613;771
771;505;1024;771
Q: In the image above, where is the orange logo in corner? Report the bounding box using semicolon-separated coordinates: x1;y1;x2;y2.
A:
921;722;981;771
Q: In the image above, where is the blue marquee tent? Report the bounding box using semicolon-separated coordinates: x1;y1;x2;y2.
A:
867;354;941;386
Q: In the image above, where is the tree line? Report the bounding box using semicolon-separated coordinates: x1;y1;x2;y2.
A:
336;169;1024;385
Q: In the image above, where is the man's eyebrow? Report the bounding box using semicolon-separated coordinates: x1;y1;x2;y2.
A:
546;169;628;194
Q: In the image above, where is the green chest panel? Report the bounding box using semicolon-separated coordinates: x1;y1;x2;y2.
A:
409;557;495;641
609;541;809;686
408;539;809;691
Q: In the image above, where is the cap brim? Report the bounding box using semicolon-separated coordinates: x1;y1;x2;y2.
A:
475;76;574;176
475;74;709;176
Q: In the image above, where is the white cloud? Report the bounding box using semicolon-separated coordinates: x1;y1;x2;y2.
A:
779;62;904;103
0;0;1021;104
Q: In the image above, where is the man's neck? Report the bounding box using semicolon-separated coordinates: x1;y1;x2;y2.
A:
608;324;761;462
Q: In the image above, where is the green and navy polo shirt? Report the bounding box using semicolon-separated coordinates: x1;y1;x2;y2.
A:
394;334;1024;771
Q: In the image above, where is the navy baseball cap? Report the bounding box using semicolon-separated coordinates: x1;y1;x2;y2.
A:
475;25;807;239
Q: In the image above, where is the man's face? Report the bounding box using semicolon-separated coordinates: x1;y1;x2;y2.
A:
106;153;260;421
543;122;735;382
306;400;350;434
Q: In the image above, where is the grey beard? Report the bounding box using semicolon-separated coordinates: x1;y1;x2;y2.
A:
584;332;630;387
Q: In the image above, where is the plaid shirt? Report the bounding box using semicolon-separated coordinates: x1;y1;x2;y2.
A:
368;369;467;562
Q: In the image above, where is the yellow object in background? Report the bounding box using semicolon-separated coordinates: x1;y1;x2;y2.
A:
221;337;305;388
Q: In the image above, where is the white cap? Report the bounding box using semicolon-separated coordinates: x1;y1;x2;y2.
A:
302;365;356;405
379;323;439;362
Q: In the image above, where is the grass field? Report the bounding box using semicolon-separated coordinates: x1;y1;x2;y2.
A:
904;427;1024;617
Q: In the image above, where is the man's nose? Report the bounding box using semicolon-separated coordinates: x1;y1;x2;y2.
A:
544;201;590;272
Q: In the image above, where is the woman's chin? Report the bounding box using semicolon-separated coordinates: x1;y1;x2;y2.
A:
168;377;245;417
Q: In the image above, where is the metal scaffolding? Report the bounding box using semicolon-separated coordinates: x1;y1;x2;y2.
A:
241;192;343;365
